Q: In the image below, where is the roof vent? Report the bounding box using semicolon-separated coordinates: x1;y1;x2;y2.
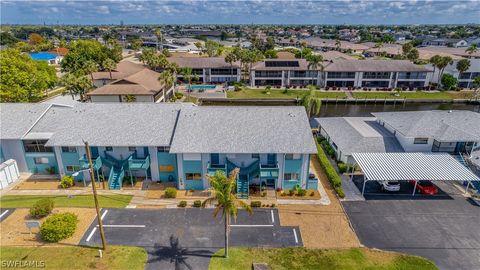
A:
288;113;295;117
448;110;453;113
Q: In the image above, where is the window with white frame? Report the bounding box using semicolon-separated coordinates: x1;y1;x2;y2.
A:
413;138;429;144
62;146;77;153
185;173;202;180
66;165;81;172
34;157;49;164
284;173;299;180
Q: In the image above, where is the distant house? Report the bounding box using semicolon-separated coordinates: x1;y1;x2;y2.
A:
304;38;369;54
167;57;241;84
421;38;468;48
88;62;173;103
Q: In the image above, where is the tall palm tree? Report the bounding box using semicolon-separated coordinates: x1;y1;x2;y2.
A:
181;67;193;98
225;52;238;83
202;169;252;258
437;56;453;86
466;44;478;55
307;54;324;86
301;86;322;118
61;72;92;101
83;60;98;82
159;70;175;102
335;38;341;51
429;55;442;88
456;59;471;79
102;58;116;80
154;28;163;51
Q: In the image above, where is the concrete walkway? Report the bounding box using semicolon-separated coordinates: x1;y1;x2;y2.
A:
340;174;365;201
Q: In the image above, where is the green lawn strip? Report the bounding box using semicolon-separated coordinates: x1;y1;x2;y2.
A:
315;140;345;198
227;89;346;99
351;91;474;100
0;195;132;208
0;245;147;270
209;247;438;270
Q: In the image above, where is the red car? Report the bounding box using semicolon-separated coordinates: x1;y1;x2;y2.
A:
409;180;438;195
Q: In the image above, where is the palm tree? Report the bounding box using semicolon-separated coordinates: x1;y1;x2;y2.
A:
181;67;193;98
159;70;175;102
374;41;384;55
466;44;478;55
154;28;163;51
429;55;442;88
225;52;238;83
301;86;322;118
61;72;92;101
472;76;480;99
335;38;341;51
202;169;252;258
437;56;453;86
102;58;116;80
83;60;98;82
307;54;324;86
456;59;471;78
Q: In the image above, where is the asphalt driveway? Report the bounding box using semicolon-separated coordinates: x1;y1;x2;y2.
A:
343;194;480;270
80;208;301;270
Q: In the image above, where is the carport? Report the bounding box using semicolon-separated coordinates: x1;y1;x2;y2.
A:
350;152;480;195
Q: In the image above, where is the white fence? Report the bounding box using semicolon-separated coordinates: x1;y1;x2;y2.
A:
0;159;20;190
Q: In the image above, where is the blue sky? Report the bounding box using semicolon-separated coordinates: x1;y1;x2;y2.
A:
1;1;479;25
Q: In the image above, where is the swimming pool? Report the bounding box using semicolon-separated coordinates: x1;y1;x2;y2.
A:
188;85;216;90
30;52;58;61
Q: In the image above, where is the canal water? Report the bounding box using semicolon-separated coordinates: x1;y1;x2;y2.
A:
319;102;480;117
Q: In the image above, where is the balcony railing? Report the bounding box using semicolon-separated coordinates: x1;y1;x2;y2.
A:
207;162;227;175
260;162;279;178
128;155;150;170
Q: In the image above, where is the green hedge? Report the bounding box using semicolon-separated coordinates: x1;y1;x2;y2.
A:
315;140;345;198
40;212;79;242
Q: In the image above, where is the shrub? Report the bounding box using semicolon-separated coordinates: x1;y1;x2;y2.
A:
261;192;267;197
164;187;177;198
250;201;261;208
30;198;54;218
40;213;78;242
178;201;187;207
60;176;74;189
315;140;345;198
276;188;282;192
288;189;295;196
193;200;202;207
270;204;276;208
297;189;307;196
310;191;315;197
174;92;184;99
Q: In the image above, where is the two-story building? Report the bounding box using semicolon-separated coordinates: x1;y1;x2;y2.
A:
1;103;317;197
250;59;324;87
167;57;241;84
323;60;433;89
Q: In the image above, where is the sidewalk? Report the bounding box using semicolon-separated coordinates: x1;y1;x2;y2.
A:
340;174;365;201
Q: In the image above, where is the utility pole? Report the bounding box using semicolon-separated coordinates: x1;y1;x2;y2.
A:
85;141;107;250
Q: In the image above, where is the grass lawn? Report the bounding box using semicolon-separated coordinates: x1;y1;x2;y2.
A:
227;88;347;99
0;195;132;208
351;91;474;100
0;246;147;270
209;248;438;270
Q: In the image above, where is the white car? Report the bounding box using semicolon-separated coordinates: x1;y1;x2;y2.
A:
378;181;401;192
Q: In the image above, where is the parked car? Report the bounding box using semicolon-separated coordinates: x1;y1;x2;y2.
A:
409;180;438;195
377;181;401;192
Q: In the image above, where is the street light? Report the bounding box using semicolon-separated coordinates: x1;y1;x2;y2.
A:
83;141;107;250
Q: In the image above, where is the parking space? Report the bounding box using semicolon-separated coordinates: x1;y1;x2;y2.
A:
351;175;457;200
343;195;480;270
80;208;301;270
0;208;14;222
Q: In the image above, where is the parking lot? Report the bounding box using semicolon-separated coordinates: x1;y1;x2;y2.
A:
343;182;480;270
80;208;301;270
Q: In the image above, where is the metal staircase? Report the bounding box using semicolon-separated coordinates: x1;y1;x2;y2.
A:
226;158;260;199
453;154;480;192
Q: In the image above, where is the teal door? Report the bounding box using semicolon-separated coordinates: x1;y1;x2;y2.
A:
267;154;276;165
90;147;99;158
211;153;219;165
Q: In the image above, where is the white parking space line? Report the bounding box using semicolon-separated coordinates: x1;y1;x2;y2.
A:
293;228;298;244
271;210;275;224
100;210;108;220
97;225;146;228
86;227;97;242
0;210;9;219
230;224;274;227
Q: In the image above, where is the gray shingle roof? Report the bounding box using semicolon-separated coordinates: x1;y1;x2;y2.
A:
372;110;480;142
0;103;52;139
170;106;317;154
314;117;404;155
324;59;432;72
31;103;190;147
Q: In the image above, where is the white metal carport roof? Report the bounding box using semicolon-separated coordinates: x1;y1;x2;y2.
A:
351;152;480;195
